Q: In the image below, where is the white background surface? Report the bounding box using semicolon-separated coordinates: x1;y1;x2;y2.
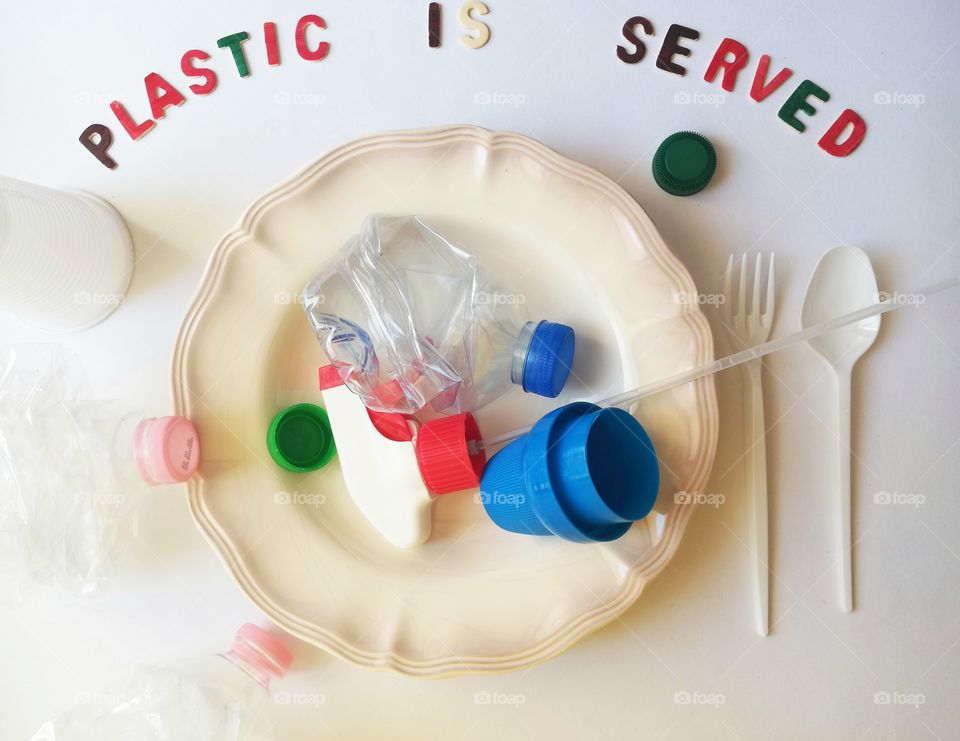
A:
1;1;959;738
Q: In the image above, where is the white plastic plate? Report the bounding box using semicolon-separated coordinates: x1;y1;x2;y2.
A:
172;126;718;676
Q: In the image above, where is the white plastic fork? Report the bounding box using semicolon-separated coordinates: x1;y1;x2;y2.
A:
719;253;775;637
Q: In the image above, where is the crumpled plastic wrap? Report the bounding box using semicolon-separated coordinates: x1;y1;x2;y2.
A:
301;215;527;416
0;345;141;598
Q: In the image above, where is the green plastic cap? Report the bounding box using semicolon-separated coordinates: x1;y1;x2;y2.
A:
267;403;336;472
652;131;717;197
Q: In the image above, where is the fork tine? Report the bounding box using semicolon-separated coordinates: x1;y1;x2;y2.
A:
751;253;762;318
738;253;748;319
720;254;733;318
763;253;776;319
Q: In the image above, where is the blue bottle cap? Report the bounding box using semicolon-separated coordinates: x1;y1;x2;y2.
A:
519;321;576;398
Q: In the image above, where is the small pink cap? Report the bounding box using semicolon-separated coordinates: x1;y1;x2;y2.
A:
223;624;294;688
232;623;294;677
134;416;200;486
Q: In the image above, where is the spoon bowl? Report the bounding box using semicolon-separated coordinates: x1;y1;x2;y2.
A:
802;247;881;369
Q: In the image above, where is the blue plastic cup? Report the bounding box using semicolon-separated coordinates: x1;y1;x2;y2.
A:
480;402;660;543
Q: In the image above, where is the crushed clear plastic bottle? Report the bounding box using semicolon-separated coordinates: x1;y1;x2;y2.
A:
301;215;576;416
0;345;199;599
29;624;292;741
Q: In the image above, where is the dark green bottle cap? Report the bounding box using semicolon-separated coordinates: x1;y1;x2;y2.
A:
267;403;336;472
652;131;717;197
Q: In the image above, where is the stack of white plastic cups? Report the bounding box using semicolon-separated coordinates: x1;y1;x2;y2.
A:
0;175;133;331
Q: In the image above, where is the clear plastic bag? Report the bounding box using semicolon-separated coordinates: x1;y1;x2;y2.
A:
302;215;575;415
0;345;142;598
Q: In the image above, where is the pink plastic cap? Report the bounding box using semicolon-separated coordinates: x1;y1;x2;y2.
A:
227;623;294;685
134;416;200;486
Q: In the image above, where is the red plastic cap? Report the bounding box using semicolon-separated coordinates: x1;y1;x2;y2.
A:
415;413;486;494
319;365;344;391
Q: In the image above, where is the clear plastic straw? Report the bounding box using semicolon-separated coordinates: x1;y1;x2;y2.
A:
483;277;960;449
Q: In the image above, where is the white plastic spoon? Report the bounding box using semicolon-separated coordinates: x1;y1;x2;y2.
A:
800;246;881;613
